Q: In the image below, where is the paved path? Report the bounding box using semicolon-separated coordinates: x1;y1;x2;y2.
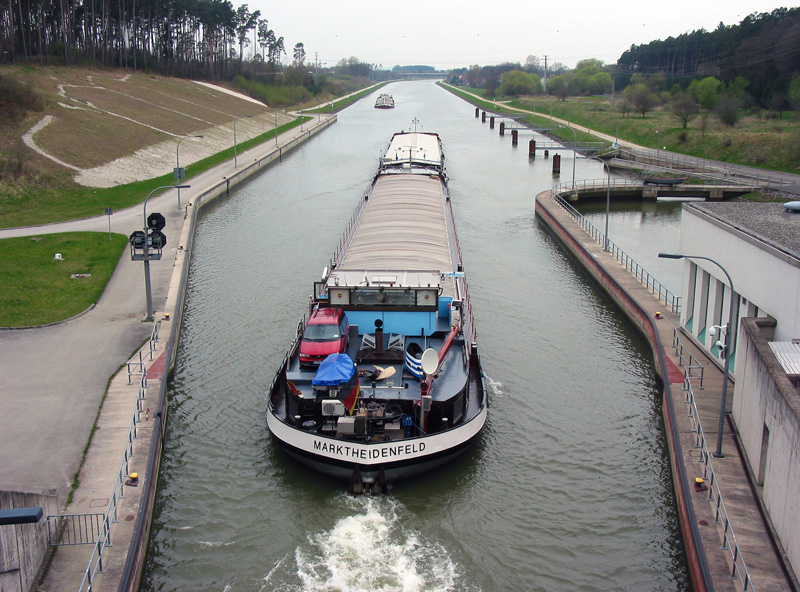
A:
0;113;336;592
536;190;796;592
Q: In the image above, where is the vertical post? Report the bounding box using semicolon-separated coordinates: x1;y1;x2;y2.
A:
481;111;486;122
499;122;505;136
552;153;561;174
529;139;536;158
489;116;495;129
511;129;518;146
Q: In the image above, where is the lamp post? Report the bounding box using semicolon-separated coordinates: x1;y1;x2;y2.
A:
142;185;189;321
589;156;612;251
558;125;577;189
659;252;736;458
176;135;203;208
234;115;253;167
275;110;279;146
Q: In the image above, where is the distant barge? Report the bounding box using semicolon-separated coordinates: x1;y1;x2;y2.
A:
374;93;395;109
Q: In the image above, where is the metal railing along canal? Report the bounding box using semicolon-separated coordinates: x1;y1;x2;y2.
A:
550;188;681;314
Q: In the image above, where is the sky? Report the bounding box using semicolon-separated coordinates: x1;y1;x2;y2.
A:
246;0;795;69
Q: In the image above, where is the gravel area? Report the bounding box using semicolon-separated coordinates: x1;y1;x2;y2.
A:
690;201;800;258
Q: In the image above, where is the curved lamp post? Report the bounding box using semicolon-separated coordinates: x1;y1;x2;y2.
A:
558;125;577;189
234;115;253;167
659;252;736;458
142;185;189;321
176;135;203;208
589;156;612;252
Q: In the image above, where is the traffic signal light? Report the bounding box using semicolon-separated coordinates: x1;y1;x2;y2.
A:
147;212;166;231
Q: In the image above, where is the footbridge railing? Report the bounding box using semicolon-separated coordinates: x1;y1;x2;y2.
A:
619;148;790;190
551;189;681;314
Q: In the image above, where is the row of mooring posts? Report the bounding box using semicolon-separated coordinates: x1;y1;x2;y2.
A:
475;107;561;173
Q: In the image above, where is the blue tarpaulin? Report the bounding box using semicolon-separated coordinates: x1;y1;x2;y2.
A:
312;353;356;386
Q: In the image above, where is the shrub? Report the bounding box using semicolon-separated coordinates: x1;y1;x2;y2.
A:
0;75;45;122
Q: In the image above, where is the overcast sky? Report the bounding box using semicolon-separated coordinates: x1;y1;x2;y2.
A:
246;0;792;69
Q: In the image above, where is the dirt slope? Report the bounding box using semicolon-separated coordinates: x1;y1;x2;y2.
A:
3;66;294;187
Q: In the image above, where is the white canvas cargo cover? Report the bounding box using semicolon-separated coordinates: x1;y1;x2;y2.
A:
339;174;452;273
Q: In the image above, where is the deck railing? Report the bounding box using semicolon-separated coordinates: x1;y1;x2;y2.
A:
682;368;755;591
550;190;681;314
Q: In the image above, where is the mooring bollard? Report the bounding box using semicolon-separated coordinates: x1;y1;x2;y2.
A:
499;122;505;136
489;116;495;129
544;149;549;159
475;107;479;118
481;111;486;122
511;129;518;146
529;139;536;158
552;153;561;174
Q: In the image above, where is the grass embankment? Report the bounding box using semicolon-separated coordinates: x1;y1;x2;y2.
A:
438;83;602;146
440;83;800;174
0;117;306;229
0;232;127;327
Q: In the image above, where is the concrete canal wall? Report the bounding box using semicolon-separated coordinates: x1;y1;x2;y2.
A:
535;191;714;592
117;114;337;592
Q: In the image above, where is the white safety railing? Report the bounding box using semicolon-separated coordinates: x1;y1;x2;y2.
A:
77;323;155;592
127;321;160;383
682;366;756;591
551;190;681;313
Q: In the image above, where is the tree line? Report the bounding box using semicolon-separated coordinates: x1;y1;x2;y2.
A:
0;0;297;80
618;7;800;105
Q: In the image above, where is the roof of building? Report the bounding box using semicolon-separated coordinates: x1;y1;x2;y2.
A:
687;202;800;260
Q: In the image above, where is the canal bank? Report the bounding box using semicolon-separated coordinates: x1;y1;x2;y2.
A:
31;113;337;592
535;189;796;592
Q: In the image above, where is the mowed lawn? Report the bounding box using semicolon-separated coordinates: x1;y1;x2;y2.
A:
0;232;127;327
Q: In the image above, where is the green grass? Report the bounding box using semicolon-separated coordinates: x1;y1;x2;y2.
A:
0;232;127;326
441;83;800;174
439;83;604;146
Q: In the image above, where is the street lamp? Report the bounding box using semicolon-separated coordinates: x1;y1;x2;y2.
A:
176;135;203;208
589;156;612;252
234;115;253;167
141;185;189;321
659;252;736;458
275;110;279;146
558;125;577;189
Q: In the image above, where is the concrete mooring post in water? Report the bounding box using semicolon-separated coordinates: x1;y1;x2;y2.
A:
481;111;486;123
499;122;505;136
529;140;536;158
489;116;495;129
511;129;518;146
475;107;479;118
552;153;561;174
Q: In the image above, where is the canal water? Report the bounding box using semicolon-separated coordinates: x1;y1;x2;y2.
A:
140;81;688;591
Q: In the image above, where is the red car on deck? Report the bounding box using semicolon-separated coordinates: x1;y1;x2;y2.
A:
298;307;349;367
